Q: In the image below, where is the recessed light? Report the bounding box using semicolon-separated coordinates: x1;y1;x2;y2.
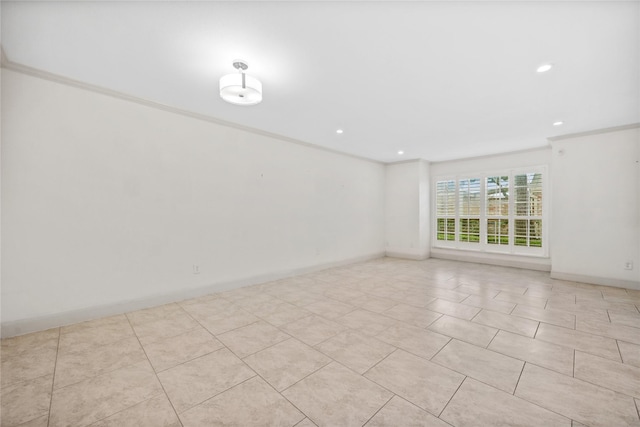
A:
537;64;553;73
553;121;564;126
336;129;344;134
397;150;404;155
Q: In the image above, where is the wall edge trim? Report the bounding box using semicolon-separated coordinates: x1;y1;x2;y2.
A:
1;252;385;338
0;59;383;166
550;271;640;291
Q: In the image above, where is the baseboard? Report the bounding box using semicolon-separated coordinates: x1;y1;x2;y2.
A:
385;248;430;261
550;271;640;290
1;252;385;338
430;248;551;272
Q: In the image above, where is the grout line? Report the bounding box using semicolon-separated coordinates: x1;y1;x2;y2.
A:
428;338;453;362
46;328;62;427
512;361;526;395
532;321;541;339
360;393;395;426
437;376;467;418
124;315;185;426
361;347;400;377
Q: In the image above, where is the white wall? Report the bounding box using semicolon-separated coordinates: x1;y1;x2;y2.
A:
550;126;640;288
429;147;552;270
1;69;386;335
384;160;429;260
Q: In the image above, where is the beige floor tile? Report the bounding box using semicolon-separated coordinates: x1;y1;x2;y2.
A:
425;299;481;320
58;317;135;354
337;309;399;336
54;337;147;389
294;418;317;427
365;349;464;415
1;328;59;360
305;299;356;319
60;315;128;335
90;394;180;427
324;287;366;303
365;395;450;427
157;348;255;413
375;324;450;360
280;315;346;346
472;309;539;337
619;341;640;368
576;317;640;345
315;330;395;374
142;327;224;372
1;342;57;388
243;338;331;391
179;297;235;321
126;303;184;326
199;306;260;335
574;351;640;398
432;339;524;393
131;310;200;345
488;330;574;376
428;315;497;347
180;376;304;427
535;323;621;361
17;415;49;427
283;362;392;427
494;292;548;308
454;285;500;299
350;294;399;313
0;375;52;427
234;293;284;311
459;294;515;314
259;304;312;327
383;304;442;328
511;305;576;329
609;311;640;329
49;362;162;427
423;288;470;303
217;321;290;358
440;377;570;427
515;364;640;427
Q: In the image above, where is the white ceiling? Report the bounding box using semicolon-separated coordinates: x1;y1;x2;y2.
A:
2;1;639;163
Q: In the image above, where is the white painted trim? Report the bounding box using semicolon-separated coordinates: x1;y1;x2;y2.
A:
0;252;385;338
385;249;430;261
548;123;640;142
431;248;551;271
0;59;383;166
550;271;640;291
430;146;551;165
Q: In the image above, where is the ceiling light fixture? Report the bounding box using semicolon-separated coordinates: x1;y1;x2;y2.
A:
336;129;344;134
397;150;404;155
219;60;262;106
553;121;564;126
536;63;553;73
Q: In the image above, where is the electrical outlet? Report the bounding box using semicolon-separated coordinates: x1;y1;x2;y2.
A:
193;265;200;274
624;261;633;270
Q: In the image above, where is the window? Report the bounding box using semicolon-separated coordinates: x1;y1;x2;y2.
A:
458;178;480;243
434;168;546;256
514;173;543;248
486;176;509;245
436;180;456;241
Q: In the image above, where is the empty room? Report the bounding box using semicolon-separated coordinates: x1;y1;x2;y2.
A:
1;1;639;426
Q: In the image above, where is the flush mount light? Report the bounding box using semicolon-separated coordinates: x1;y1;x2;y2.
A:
397;150;404;155
336;129;344;134
553;121;564;126
536;63;553;73
219;60;262;106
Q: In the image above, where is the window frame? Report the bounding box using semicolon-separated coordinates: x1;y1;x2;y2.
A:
433;166;548;257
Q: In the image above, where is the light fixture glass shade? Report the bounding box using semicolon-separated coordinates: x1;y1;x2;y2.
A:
219;73;263;105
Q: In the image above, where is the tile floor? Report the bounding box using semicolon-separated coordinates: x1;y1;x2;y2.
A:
2;258;640;427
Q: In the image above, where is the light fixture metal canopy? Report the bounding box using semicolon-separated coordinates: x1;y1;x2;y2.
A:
220;60;262;106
